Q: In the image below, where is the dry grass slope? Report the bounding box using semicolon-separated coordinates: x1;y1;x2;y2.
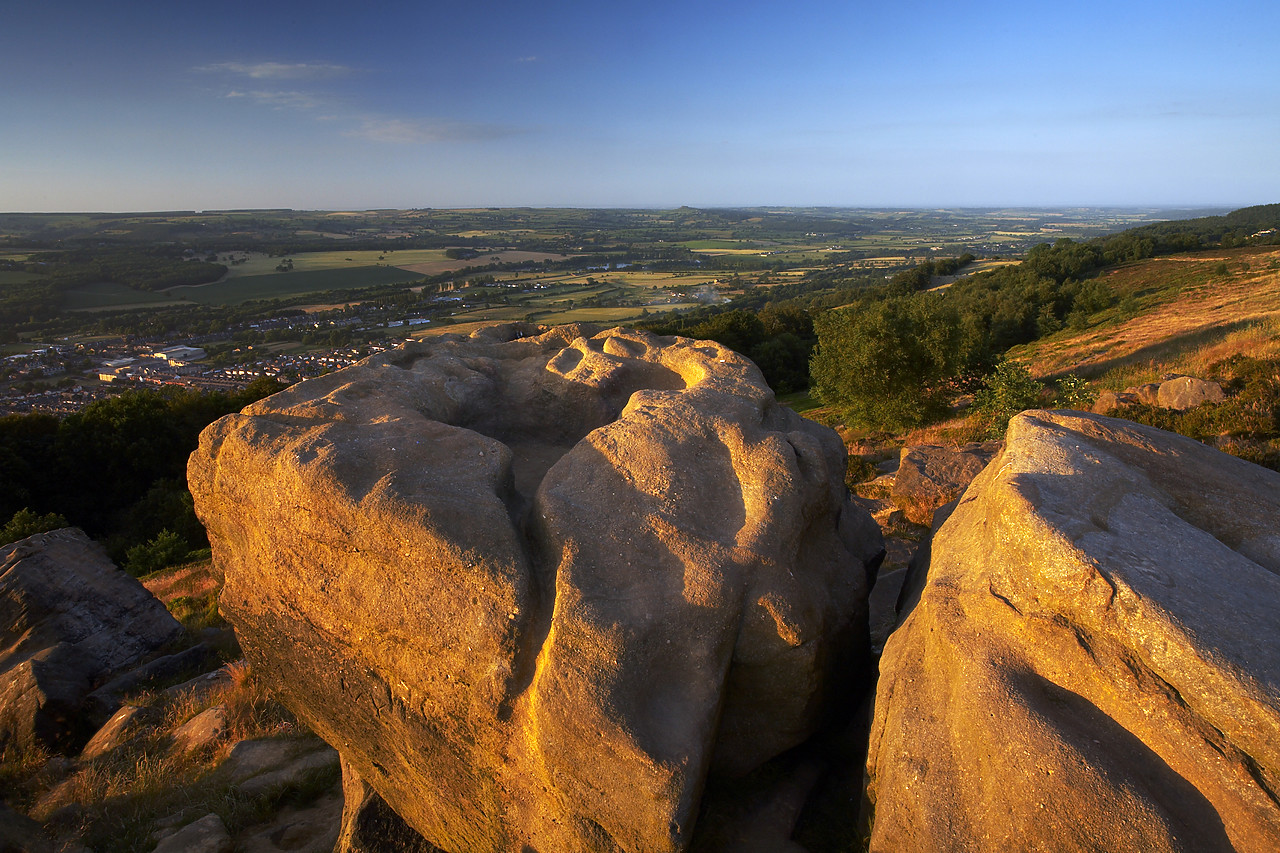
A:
1013;247;1280;386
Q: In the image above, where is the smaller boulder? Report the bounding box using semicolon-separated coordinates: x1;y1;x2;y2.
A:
163;661;241;704
219;737;339;798
1131;382;1162;405
0;528;181;752
1092;389;1138;414
1158;375;1225;410
172;705;228;754
890;442;1000;524
152;813;232;853
82;704;156;760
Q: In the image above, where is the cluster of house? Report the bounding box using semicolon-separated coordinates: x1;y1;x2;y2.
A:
97;345;209;383
97;345;371;391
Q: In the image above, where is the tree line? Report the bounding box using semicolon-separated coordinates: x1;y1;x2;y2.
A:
809;204;1280;432
0;379;281;568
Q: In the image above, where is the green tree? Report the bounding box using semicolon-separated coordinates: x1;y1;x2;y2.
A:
811;296;972;431
0;508;69;547
1055;374;1097;411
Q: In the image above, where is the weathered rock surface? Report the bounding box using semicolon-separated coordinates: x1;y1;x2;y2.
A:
85;642;216;723
1133;380;1162;404
237;787;344;853
218;737;340;798
172;704;228;754
866;410;1280;852
0;528;182;751
1158;374;1226;410
151;813;232;853
189;324;882;853
889;441;1000;524
335;756;444;853
81;704;156;760
1091;388;1138;414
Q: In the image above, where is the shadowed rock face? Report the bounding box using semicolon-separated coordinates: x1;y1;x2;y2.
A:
189;324;882;853
0;528;182;752
866;410;1280;852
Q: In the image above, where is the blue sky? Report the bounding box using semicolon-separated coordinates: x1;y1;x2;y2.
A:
2;0;1277;211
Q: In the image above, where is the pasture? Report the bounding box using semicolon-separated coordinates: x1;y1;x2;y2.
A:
169;266;424;305
63;283;187;311
215;249;451;279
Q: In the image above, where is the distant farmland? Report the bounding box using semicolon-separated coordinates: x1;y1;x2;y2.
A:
169;266;424;305
64;282;188;311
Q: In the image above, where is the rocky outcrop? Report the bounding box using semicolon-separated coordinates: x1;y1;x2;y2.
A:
889;441;1000;524
0;528;182;752
866;410;1280;852
1158;374;1226;410
1091;388;1138;413
189;324;882;853
1093;375;1224;413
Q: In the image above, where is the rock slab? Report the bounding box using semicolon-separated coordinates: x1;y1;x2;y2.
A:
0;528;181;751
189;324;882;853
866;410;1280;852
889;441;1000;524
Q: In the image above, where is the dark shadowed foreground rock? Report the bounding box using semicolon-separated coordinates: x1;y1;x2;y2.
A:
189;324;882;853
866;410;1280;852
0;528;181;752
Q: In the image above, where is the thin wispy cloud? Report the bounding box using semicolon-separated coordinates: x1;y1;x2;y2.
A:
346;118;521;144
200;57;518;145
197;61;355;80
224;90;327;110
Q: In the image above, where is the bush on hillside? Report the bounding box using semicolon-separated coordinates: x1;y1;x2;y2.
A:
123;529;195;577
972;361;1044;437
0;508;69;547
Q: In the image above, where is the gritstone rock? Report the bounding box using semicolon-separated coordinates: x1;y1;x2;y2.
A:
1157;375;1226;410
866;410;1280;852
1091;389;1138;414
0;528;181;752
189;324;882;853
889;441;1000;524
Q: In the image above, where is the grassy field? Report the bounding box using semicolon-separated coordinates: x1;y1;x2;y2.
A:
215;248;571;280
1012;247;1280;385
395;250;567;276
169;266;425;305
63;282;185;310
0;270;41;287
216;249;451;278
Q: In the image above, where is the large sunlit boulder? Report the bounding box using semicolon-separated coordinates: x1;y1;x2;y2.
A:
190;324;882;853
866;410;1280;852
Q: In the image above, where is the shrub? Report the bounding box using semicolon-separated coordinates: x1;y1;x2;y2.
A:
972;361;1043;437
123;530;191;576
0;508;68;547
1054;373;1098;411
845;455;878;490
